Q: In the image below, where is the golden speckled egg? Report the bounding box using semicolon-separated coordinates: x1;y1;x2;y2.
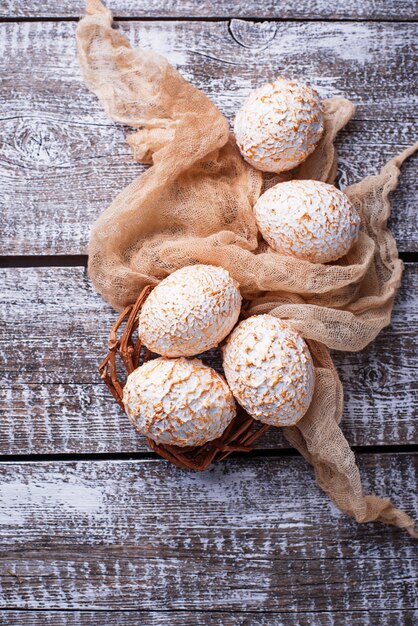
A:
223;315;314;427
234;77;324;173
255;179;361;263
123;357;236;446
138;265;241;357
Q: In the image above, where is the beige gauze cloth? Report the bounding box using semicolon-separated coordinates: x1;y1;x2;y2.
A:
77;0;417;535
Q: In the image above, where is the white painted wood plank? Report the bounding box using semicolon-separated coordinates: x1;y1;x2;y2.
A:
0;0;416;19
0;455;416;610
1;610;417;625
0;20;417;254
0;265;417;454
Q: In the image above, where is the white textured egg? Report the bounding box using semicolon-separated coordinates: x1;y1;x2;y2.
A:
255;180;361;263
139;264;241;357
234;77;324;173
223;315;314;427
123;357;236;446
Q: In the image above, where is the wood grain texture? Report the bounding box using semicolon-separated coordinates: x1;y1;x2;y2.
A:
2;611;418;626
1;265;417;454
1;6;417;623
1;20;417;255
0;0;417;20
0;455;417;612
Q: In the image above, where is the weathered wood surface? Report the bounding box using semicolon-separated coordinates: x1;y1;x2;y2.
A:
1;265;417;454
0;455;416;612
1;0;417;20
1;20;417;255
2;612;418;626
1;4;417;622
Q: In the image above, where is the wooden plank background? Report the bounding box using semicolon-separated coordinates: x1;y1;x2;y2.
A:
0;1;417;623
0;20;417;255
1;0;417;19
0;455;417;615
1;264;417;454
2;613;418;626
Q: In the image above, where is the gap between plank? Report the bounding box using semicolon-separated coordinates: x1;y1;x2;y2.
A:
1;252;417;268
0;444;416;464
0;255;88;268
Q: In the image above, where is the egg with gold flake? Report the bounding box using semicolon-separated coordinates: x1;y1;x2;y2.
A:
123;357;236;446
234;77;324;173
223;315;314;427
254;179;360;263
138;264;242;357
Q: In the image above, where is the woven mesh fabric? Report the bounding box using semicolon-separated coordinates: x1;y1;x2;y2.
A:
77;0;417;535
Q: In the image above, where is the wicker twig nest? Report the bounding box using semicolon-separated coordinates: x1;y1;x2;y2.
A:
99;286;270;471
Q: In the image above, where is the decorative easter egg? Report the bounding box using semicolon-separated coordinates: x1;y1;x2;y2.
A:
223;315;314;427
254;179;361;263
123;357;236;446
234;77;324;173
138;264;241;357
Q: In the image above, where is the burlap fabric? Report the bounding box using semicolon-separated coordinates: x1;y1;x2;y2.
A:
77;0;417;535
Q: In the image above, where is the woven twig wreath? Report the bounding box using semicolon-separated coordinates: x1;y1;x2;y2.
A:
99;286;270;470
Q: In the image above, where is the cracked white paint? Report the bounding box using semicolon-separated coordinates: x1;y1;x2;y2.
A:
0;457;416;611
0;20;416;255
0;480;103;525
0;265;417;454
